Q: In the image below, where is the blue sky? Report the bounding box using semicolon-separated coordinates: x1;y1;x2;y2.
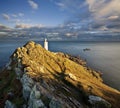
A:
0;0;71;27
0;0;120;32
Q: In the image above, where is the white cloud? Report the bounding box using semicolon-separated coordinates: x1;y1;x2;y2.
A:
108;16;119;20
2;14;10;20
12;13;24;18
85;0;120;31
55;2;66;10
52;0;120;31
12;14;17;18
0;24;11;31
15;23;44;29
15;19;21;23
28;0;38;10
35;24;45;28
18;13;24;17
54;0;84;12
15;23;31;29
86;0;120;19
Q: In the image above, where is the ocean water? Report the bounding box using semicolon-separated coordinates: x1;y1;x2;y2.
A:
0;39;120;90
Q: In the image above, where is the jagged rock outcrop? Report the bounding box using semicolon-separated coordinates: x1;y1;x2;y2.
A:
21;74;34;101
0;41;120;108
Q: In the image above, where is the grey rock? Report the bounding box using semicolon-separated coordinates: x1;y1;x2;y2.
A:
30;84;41;100
49;98;62;108
23;85;32;101
4;100;16;108
6;58;12;70
33;99;45;108
88;95;111;108
21;74;34;87
21;74;34;100
28;99;45;108
17;58;23;69
15;67;22;78
28;84;43;108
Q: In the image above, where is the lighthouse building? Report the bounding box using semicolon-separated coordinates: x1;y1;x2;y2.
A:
44;38;48;50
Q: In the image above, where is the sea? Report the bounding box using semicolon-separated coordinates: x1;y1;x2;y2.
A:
0;38;120;91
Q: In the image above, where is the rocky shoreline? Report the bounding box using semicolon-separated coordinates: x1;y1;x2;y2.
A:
0;41;120;108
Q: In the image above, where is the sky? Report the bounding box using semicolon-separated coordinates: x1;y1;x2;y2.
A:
0;0;120;33
0;0;71;28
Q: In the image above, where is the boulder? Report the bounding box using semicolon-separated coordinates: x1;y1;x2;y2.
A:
23;85;32;101
30;84;41;100
33;99;45;108
28;98;45;108
88;95;111;108
49;98;62;108
28;84;43;108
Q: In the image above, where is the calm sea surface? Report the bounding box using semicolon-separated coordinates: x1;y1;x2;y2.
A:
0;39;120;90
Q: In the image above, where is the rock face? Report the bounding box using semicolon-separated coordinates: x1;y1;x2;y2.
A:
0;41;120;108
21;74;34;101
88;95;111;108
49;98;61;108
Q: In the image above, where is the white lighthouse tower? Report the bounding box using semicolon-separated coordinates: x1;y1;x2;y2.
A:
44;38;48;50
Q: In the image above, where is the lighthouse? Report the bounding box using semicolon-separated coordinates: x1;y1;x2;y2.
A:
44;38;48;50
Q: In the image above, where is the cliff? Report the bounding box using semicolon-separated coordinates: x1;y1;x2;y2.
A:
0;41;120;108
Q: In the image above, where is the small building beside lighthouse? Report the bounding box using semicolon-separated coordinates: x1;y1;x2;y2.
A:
44;38;48;50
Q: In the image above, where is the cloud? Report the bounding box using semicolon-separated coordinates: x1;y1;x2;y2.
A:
12;14;17;18
0;24;9;29
86;0;120;18
12;13;24;18
108;16;119;20
6;13;25;25
28;0;38;10
15;23;44;29
53;0;86;13
2;14;10;20
11;19;21;23
18;13;24;17
85;0;120;31
55;2;66;10
0;24;12;31
59;0;120;32
15;23;31;29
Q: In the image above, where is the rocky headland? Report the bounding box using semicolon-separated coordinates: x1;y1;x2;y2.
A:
0;41;120;108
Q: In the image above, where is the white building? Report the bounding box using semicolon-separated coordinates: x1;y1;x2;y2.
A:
44;38;48;50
